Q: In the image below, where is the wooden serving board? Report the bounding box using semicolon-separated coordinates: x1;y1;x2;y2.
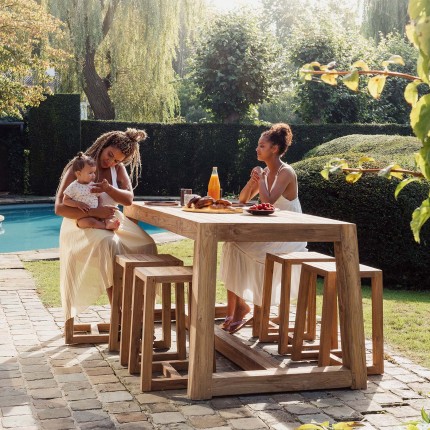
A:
182;207;243;214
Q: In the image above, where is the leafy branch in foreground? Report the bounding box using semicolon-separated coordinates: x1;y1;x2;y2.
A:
298;0;430;242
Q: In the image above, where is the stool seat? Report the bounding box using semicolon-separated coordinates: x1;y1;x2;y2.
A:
129;265;193;391
109;253;183;367
291;261;384;375
254;251;335;355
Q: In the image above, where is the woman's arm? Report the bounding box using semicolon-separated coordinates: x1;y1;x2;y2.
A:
55;168;116;219
91;164;134;206
238;167;261;203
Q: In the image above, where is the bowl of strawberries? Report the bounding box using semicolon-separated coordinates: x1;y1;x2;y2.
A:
246;202;275;216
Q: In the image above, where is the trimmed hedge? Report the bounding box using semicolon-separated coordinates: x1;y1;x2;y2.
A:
82;121;413;197
293;134;430;290
28;94;81;195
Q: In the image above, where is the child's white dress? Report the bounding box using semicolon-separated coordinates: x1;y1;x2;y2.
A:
59;167;156;320
220;165;307;306
63;180;99;208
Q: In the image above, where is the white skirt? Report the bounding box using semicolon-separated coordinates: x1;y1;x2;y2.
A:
59;210;156;320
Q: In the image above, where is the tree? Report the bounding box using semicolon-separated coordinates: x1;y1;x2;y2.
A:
192;12;282;123
362;0;409;41
48;0;202;121
0;0;66;118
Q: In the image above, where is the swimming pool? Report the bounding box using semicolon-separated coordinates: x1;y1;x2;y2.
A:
0;204;166;253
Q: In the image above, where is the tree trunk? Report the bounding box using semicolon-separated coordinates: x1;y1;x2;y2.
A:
223;112;240;124
82;49;115;120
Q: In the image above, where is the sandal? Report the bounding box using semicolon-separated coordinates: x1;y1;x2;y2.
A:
228;317;253;334
220;316;233;331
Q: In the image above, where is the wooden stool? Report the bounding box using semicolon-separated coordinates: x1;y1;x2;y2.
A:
64;319;110;344
253;251;335;355
129;266;193;392
109;254;183;368
291;261;384;375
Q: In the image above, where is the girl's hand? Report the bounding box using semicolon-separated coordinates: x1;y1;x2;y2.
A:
92;205;117;219
91;179;111;193
77;202;90;213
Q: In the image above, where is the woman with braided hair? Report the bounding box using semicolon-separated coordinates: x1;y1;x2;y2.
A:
55;128;156;322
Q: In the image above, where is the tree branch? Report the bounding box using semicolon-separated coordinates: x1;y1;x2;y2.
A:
342;167;424;178
102;0;120;39
301;69;420;82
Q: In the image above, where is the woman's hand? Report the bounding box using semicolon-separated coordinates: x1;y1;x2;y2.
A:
76;202;90;213
250;166;264;184
91;179;111;194
91;205;117;219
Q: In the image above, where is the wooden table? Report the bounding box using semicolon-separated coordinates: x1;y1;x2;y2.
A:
124;203;367;400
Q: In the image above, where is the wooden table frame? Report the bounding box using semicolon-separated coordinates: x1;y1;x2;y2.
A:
124;203;367;400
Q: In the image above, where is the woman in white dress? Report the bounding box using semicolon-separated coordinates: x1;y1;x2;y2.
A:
220;123;307;333
55;128;157;321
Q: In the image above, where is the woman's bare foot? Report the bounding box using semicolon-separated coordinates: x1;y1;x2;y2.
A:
229;299;251;333
220;316;233;331
105;218;120;230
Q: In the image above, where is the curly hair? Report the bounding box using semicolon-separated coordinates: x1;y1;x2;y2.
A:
60;128;147;189
71;152;96;173
260;123;293;157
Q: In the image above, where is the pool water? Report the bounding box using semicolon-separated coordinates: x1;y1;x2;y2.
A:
0;204;166;253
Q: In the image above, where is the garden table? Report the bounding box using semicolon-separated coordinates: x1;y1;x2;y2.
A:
124;203;367;400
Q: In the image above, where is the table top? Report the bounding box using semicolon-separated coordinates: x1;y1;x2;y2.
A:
124;202;353;243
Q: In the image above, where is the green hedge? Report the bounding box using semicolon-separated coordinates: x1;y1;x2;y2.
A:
0;123;27;194
82;121;412;197
293;134;430;290
28;94;81;195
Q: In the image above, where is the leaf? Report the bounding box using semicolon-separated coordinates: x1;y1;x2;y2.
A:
368;75;386;99
358;156;375;168
333;422;366;429
299;64;314;81
320;168;330;180
416;16;430;55
417;53;430;84
377;163;403;179
410;198;430;243
410;94;430;142
321;73;338;85
395;177;420;199
381;55;405;69
406;23;419;48
415;150;430;180
352;60;369;71
310;61;321;68
404;80;421;106
342;70;359;92
345;172;362;183
295;425;324;430
422;407;430;423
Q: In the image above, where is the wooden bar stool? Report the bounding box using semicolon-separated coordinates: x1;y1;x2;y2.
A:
129;266;193;392
109;253;183;368
291;261;384;375
253;251;335;354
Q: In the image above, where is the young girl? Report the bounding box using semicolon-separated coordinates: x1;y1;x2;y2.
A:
220;123;308;333
63;152;120;230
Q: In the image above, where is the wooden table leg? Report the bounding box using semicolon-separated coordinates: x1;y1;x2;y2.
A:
187;225;217;400
334;224;367;389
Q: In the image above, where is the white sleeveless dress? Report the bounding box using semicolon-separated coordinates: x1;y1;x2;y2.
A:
59;167;156;320
220;164;308;306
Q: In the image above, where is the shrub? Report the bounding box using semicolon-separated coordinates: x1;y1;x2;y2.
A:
293;134;430;289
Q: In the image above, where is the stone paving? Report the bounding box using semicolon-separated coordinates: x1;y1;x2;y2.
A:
1;248;430;430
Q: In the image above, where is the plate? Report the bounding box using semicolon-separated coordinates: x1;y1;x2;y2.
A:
143;201;179;206
183;207;242;214
246;209;275;216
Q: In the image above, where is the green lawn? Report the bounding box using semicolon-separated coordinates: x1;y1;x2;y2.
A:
25;239;430;368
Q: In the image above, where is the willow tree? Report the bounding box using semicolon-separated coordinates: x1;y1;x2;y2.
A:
362;0;409;41
48;0;201;121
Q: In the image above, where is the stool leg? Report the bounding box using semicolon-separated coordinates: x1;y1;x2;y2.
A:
65;317;74;344
128;277;144;374
259;256;275;341
156;282;171;349
291;269;312;360
109;261;122;351
120;265;136;366
253;305;261;338
278;261;292;355
175;282;187;360
370;274;384;374
141;277;157;391
305;273;317;341
319;273;337;367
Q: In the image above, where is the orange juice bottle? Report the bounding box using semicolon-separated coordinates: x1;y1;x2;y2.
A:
208;166;221;200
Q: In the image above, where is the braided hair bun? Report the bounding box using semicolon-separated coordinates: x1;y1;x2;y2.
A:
124;128;147;143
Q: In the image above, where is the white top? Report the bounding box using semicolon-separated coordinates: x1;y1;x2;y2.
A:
63;181;99;209
99;166;119;207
